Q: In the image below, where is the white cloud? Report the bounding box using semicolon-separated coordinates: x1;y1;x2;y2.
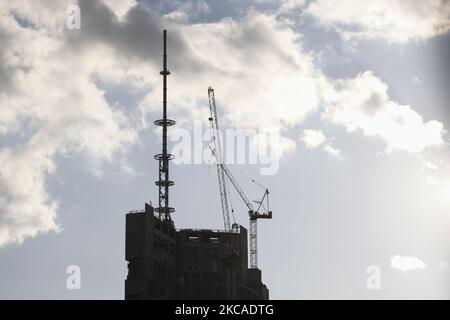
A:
426;175;438;186
300;129;326;149
391;255;427;272
424;161;439;171
163;0;210;22
300;129;342;158
322;71;445;153
323;144;341;159
0;0;446;247
0;2;322;246
102;0;137;19
0;145;60;245
440;180;450;207
277;0;306;14
154;11;322;131
0;1;70;31
0;1;138;246
305;0;450;43
164;10;189;23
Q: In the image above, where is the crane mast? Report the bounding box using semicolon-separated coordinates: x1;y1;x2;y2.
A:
249;189;271;269
210;140;272;269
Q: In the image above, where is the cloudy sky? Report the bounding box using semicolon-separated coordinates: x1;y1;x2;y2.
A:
0;0;449;299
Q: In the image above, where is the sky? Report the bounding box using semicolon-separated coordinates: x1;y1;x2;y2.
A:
0;0;449;299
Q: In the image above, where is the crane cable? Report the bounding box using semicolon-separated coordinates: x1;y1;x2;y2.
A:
228;164;270;214
229;163;267;190
225;177;236;225
207;114;237;226
207;109;265;191
207;110;268;219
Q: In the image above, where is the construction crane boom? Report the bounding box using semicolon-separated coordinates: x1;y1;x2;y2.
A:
208;87;232;232
208;86;272;269
210;147;272;269
211;148;253;211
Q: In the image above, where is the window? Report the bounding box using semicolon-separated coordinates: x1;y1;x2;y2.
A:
209;237;219;243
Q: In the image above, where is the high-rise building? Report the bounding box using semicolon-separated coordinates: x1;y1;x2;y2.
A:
125;203;269;299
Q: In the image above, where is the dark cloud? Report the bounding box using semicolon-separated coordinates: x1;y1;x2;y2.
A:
65;0;302;77
228;15;301;69
0;29;15;93
0;61;13;92
65;0;194;72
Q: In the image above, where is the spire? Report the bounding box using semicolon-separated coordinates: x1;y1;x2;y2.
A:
154;30;175;220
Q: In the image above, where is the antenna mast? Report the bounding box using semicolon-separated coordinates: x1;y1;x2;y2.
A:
154;30;175;220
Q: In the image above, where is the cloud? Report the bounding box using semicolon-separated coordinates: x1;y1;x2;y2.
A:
0;0;322;246
391;255;427;272
300;129;342;158
69;1;321;134
0;1;70;31
73;1;324;145
277;0;306;14
426;175;438;186
322;71;445;153
119;160;139;177
66;0;188;68
0;0;446;247
423;161;439;171
323;144;341;158
300;129;326;149
0;1;138;246
158;11;322;130
305;0;450;43
102;0;137;19
0;145;59;245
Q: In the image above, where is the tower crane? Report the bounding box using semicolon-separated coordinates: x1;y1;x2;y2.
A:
207;87;272;269
208;87;239;298
207;87;235;232
210;148;272;269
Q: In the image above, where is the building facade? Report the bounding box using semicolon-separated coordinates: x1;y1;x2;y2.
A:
125;203;269;300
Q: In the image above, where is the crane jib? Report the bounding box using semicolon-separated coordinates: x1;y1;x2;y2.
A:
207;87;273;269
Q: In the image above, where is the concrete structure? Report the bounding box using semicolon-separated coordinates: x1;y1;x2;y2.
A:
125;203;176;299
125;203;269;300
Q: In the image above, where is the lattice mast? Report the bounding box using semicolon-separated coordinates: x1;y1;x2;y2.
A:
154;30;175;220
208;91;272;268
208;87;233;232
215;155;272;269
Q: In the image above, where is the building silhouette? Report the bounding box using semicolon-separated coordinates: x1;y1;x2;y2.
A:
125;204;268;299
124;30;269;300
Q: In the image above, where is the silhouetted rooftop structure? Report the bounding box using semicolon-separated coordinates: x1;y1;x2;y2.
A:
125;203;268;299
